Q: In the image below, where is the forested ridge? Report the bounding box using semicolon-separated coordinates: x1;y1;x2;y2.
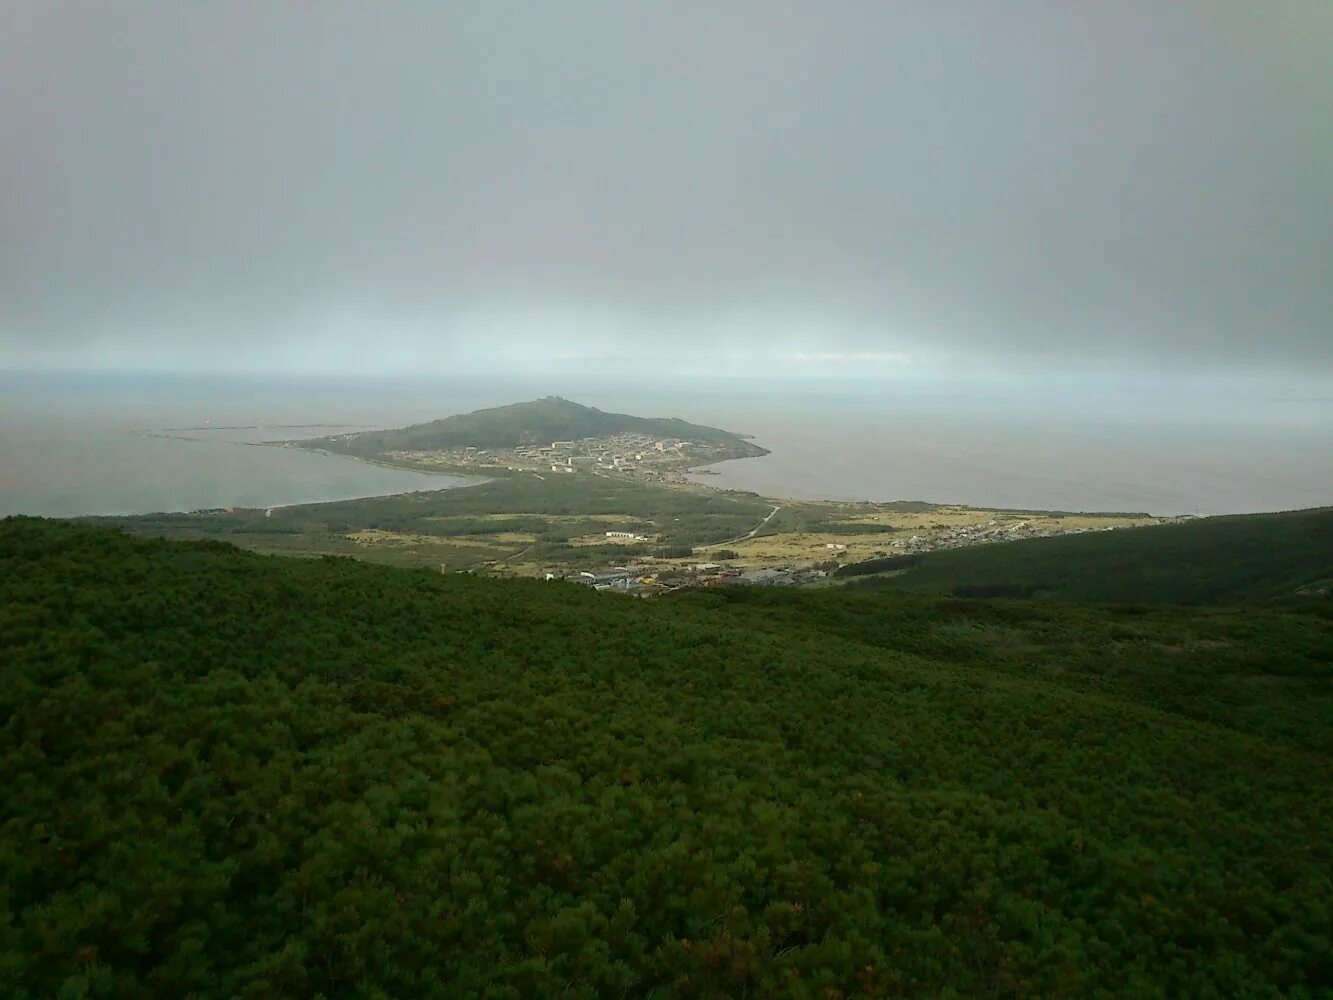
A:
839;506;1333;606
2;518;1330;997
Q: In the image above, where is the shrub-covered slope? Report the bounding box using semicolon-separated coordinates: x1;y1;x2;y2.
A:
840;506;1333;606
2;518;1330;997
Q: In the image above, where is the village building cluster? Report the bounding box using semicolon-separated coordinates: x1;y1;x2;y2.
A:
543;561;831;596
535;514;1176;596
387;432;750;483
886;517;1138;555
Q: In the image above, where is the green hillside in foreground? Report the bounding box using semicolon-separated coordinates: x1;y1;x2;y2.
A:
3;518;1331;997
838;506;1333;606
300;396;768;455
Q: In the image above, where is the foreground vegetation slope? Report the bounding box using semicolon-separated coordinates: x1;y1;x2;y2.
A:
840;506;1333;606
300;396;768;455
3;519;1330;998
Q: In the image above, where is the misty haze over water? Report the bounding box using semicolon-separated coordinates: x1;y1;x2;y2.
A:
3;5;1331;520
2;372;1328;519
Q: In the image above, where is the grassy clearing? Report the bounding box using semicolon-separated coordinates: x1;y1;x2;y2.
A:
831;506;1160;532
425;512;642;524
729;508;1164;567
88;469;1166;581
347;529;537;549
728;531;893;564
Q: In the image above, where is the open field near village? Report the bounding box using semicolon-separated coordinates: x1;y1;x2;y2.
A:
88;397;1182;584
719;504;1164;568
87;466;1175;583
87;473;772;572
81;396;1178;583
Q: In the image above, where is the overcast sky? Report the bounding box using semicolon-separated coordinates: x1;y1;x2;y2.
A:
2;2;1330;377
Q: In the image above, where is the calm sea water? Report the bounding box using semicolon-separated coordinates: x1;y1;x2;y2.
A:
2;371;1329;517
0;373;484;517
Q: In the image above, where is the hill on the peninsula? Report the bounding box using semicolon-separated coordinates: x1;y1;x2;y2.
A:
3;516;1330;997
300;396;768;456
837;505;1333;606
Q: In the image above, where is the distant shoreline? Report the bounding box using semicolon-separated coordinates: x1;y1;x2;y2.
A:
12;439;489;520
272;438;769;502
267;440;1161;520
241;441;491;507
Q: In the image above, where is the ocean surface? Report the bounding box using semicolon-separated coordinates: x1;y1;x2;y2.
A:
2;371;1330;518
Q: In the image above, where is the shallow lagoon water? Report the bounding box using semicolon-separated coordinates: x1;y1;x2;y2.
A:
0;374;482;517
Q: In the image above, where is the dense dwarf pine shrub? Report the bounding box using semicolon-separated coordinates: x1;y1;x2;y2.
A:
2;518;1330;997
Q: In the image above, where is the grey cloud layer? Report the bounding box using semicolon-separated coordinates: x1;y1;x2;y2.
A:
3;2;1330;371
